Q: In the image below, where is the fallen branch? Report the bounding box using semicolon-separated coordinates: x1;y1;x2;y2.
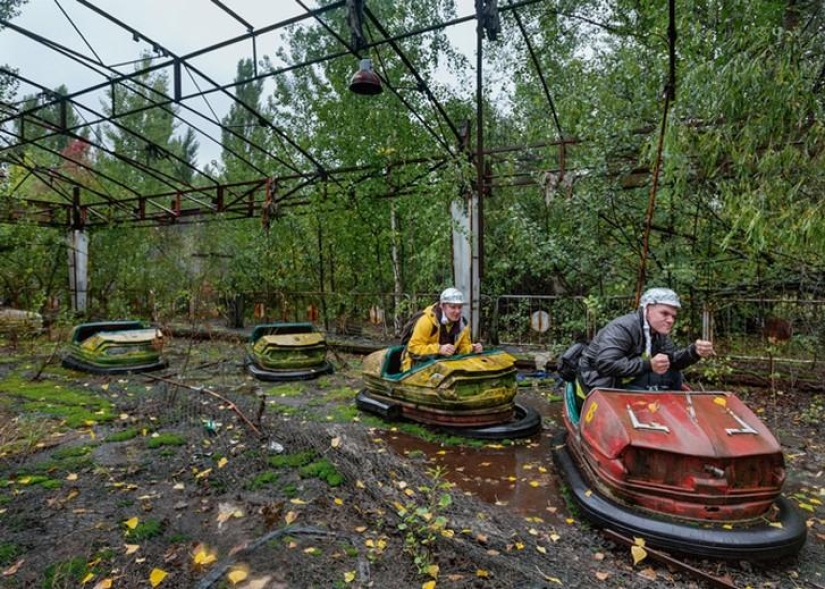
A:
141;374;263;437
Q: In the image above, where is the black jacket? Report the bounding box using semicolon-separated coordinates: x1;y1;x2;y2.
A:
578;309;700;390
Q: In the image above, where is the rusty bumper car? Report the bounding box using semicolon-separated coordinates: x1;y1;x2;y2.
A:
357;346;540;439
62;320;167;374
553;383;807;560
245;322;334;382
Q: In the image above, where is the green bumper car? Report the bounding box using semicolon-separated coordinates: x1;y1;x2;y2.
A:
62;321;167;374
245;322;334;381
357;346;541;439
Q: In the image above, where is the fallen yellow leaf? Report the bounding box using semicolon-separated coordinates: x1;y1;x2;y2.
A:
631;545;647;565
66;473;78;481
713;397;727;407
193;544;217;566
82;572;95;584
285;511;299;524
331;436;341;448
217;457;228;469
227;565;248;585
124;544;140;555
476;569;489;578
422;581;436;589
149;568;167;587
92;579;113;589
344;570;356;583
124;516;139;530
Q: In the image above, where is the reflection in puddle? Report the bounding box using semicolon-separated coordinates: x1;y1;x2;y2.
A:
381;395;570;523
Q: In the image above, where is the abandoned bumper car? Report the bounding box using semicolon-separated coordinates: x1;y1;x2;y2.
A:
357;346;541;439
245;322;334;381
62;320;167;374
553;384;807;560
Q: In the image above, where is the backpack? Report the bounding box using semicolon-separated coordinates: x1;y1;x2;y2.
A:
399;305;464;346
557;340;588;382
400;310;433;345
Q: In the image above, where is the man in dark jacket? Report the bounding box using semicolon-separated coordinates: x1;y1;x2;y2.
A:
576;287;715;400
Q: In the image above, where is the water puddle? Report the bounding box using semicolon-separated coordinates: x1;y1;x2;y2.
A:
381;393;570;522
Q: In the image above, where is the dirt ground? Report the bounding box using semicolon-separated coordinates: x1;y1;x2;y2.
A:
1;332;824;589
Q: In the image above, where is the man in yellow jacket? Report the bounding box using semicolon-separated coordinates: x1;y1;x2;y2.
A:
401;287;483;371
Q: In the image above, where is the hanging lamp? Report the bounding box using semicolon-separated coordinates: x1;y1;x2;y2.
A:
348;58;382;95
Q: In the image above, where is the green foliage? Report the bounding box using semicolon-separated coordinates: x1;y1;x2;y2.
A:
42;556;91;589
394;466;454;575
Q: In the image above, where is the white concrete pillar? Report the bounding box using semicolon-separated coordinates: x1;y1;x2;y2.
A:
67;229;88;313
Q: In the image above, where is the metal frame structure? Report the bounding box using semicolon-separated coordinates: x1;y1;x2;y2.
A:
1;0;563;230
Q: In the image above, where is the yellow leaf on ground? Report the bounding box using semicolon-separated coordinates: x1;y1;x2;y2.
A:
536;545;547;554
227;566;248;585
343;571;356;583
713;397;727;407
289;498;307;505
331;436;341;448
426;564;439;578
422;581;436;589
217;457;228;469
596;571;610;581
334;497;343;506
631;545;648;565
285;511;299;524
195;468;212;479
124;544;140;555
92;579;113;589
476;569;489;578
81;572;95;584
193;545;217;565
149;568;168;587
66;473;78;481
124;517;139;529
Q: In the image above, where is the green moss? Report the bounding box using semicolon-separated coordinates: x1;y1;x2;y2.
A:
106;427;140;442
43;556;90;589
299;458;344;487
0;374;115;428
267;401;301;416
0;542;21;566
51;445;93;459
125;518;163;541
248;471;279;490
281;483;299;498
267;383;306;397
268;450;316;469
146;433;187;449
13;474;62;489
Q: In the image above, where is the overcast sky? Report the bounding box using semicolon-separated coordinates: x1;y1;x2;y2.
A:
1;0;480;168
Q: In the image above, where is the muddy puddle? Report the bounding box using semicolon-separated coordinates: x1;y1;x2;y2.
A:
381;392;571;524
